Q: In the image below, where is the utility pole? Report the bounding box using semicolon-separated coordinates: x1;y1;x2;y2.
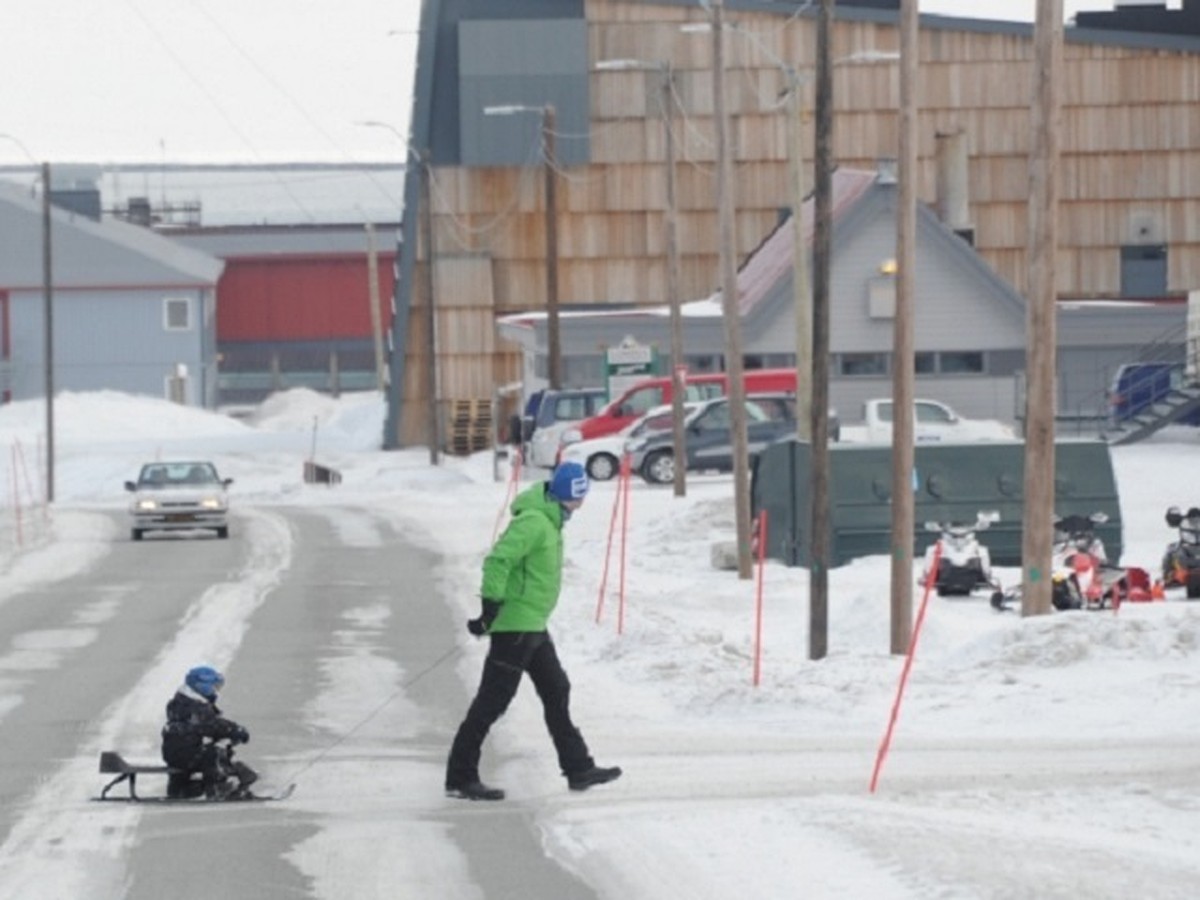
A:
543;106;563;390
41;162;55;503
711;0;754;579
419;148;440;465
809;0;834;658
663;63;688;498
365;223;387;393
889;0;919;654
788;73;813;442
1022;0;1063;617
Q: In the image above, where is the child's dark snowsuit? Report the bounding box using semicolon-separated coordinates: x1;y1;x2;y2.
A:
161;687;256;798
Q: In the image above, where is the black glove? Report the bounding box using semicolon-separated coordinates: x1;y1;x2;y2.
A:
233;726;250;745
466;599;502;637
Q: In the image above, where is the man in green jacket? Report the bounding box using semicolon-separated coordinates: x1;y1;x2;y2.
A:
445;461;622;801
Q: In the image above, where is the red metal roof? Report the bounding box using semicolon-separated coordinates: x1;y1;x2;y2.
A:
711;168;878;317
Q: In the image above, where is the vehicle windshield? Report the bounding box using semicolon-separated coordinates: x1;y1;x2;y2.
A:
138;463;220;488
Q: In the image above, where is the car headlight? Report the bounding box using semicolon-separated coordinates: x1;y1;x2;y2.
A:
560;428;582;446
200;497;225;510
625;437;647;454
135;499;159;511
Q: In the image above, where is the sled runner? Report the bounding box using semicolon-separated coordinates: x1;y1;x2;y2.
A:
95;751;293;802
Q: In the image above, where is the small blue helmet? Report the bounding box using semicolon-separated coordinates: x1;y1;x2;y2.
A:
548;461;589;503
185;665;225;700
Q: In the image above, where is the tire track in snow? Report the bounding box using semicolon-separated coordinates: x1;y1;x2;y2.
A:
0;508;293;900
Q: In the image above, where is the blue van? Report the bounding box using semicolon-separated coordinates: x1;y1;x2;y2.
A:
1108;362;1200;425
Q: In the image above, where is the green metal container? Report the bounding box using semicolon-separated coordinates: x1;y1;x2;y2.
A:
751;439;1122;568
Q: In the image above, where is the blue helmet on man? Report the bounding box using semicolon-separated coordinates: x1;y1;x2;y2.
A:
548;461;589;504
185;665;225;700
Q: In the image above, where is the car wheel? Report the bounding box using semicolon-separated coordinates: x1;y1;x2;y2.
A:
131;529;143;541
587;453;619;481
216;526;229;540
642;450;674;485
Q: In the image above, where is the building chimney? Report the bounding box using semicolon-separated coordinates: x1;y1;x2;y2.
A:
935;128;974;245
47;164;104;221
127;197;153;227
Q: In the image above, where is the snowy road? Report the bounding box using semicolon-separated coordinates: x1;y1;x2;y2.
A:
0;417;1198;900
0;504;601;899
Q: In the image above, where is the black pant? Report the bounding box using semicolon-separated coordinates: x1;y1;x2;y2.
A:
166;745;257;798
446;631;593;787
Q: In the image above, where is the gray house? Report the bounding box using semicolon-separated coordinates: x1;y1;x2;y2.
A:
499;167;1186;427
0;179;224;407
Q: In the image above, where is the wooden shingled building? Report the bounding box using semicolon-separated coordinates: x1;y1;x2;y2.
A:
386;0;1200;450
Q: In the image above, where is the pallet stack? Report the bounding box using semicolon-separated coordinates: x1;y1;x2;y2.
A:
448;399;493;455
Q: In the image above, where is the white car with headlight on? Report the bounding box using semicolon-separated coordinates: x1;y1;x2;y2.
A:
125;461;232;541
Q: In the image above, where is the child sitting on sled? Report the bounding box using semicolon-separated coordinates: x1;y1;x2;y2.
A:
161;666;258;799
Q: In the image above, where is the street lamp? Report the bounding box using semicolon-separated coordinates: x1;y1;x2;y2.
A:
357;120;440;465
595;57;688;498
483;104;563;390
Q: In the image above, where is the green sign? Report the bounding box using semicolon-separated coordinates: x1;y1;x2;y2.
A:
605;338;658;401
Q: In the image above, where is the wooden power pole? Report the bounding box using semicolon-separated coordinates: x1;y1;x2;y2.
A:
889;0;919;654
365;222;387;394
809;0;834;657
543;106;563;391
419;149;440;465
1022;0;1064;616
663;64;688;499
711;0;754;579
42;162;55;503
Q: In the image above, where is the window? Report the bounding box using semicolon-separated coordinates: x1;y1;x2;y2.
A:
746;397;793;421
552;396;595;421
684;382;726;401
163;297;192;331
1120;244;1167;298
912;351;985;375
916;401;954;424
696;404;731;430
623;386;664;415
685;354;720;374
939;351;985;374
839;353;888;377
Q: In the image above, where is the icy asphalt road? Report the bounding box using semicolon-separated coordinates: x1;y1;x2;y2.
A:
0;506;598;900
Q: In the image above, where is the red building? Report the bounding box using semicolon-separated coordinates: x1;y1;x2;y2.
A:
173;225;398;404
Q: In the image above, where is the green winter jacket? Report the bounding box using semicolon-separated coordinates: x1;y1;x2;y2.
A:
480;482;566;632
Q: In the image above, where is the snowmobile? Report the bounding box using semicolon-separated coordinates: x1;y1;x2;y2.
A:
919;511;1001;597
1047;513;1153;610
1161;506;1200;599
991;512;1153;611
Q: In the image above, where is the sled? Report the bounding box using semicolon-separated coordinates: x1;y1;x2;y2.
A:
95;751;293;802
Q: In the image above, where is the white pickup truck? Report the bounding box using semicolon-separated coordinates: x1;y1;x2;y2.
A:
840;398;1016;444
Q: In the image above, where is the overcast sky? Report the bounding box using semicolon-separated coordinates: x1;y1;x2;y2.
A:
0;1;1171;166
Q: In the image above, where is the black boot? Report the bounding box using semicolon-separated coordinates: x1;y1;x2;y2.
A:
445;780;505;801
566;765;622;792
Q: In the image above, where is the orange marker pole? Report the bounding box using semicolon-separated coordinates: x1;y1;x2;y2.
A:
870;539;942;793
11;445;23;548
752;510;768;686
595;454;629;624
617;455;632;635
491;451;521;543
